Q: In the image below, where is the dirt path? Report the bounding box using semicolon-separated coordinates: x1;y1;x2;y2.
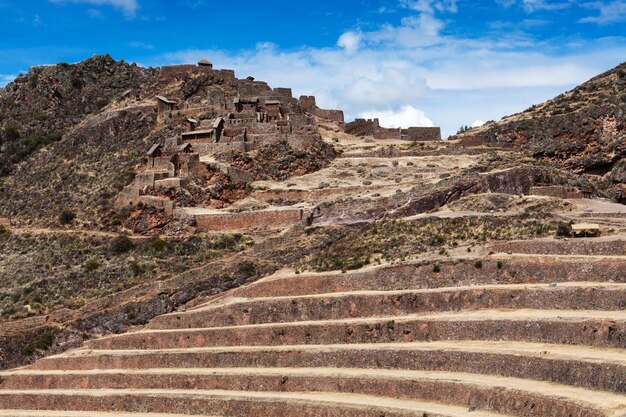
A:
0;219;149;240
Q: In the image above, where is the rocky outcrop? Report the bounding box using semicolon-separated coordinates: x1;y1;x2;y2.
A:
456;62;626;179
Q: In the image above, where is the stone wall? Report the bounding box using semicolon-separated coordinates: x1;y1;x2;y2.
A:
138;196;174;215
345;118;379;136
193;208;303;231
272;88;294;105
457;135;487;147
237;80;272;98
315;109;345;123
346;119;441;141
298;96;345;123
254;187;362;203
402;127;441;141
298;96;317;113
155;178;184;190
529;186;592;199
491;239;626;256
374;127;402;140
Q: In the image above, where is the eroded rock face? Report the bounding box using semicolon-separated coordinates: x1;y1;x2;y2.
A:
481;108;625;174
229;139;336;181
610;159;626;183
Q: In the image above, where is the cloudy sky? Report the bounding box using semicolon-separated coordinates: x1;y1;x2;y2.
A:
1;0;625;136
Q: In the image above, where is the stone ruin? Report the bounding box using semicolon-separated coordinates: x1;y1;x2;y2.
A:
116;60;344;216
345;118;442;141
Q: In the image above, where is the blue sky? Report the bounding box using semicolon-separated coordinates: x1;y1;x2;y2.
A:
1;0;626;136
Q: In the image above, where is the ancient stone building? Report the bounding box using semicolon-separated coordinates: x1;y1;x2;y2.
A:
197;59;213;68
156;96;176;113
298;96;344;123
345;118;441;141
117;60;344;217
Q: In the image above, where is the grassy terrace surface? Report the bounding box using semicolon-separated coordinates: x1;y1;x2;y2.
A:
300;215;564;272
0;228;251;322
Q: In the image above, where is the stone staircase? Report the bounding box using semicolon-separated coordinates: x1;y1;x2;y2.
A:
1;252;626;416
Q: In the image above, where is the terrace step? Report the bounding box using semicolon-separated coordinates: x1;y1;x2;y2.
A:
26;341;626;393
148;282;626;329
1;368;625;417
209;259;626;300
0;390;515;417
0;412;217;417
87;309;626;350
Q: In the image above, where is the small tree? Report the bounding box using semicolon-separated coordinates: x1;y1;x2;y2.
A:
556;222;571;238
58;209;76;225
4;124;20;141
110;235;135;254
456;125;471;134
238;261;256;278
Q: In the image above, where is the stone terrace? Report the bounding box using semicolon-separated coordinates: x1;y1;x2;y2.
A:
1;238;626;416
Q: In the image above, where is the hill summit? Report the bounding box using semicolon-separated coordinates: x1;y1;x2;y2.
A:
457;61;626;189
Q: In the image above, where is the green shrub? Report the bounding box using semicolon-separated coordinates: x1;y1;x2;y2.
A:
128;260;143;277
95;98;109;110
474;260;483;269
497;261;503;270
149;237;166;253
58;209;76;225
84;257;101;272
0;224;10;238
433;263;441;273
237;261;256;278
456;125;471;134
430;234;445;246
34;330;57;351
126;308;137;321
23;328;59;355
3;124;19;141
71;75;83;89
110;235;135;254
556;222;571;237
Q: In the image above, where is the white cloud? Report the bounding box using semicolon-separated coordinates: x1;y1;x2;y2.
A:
580;1;626;24
339;68;430;106
0;74;16;87
337;31;362;54
49;0;138;18
496;0;573;12
87;8;104;18
129;41;154;50
360;105;434;128
472;120;485;128
402;0;458;13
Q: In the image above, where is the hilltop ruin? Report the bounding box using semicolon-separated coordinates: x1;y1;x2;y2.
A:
116;60;345;221
345;117;442;141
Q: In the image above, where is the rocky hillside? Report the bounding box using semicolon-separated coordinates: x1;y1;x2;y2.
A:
458;61;625;186
0;55;334;229
0;56;154;175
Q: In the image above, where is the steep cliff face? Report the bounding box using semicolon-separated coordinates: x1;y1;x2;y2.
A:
459;62;626;180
